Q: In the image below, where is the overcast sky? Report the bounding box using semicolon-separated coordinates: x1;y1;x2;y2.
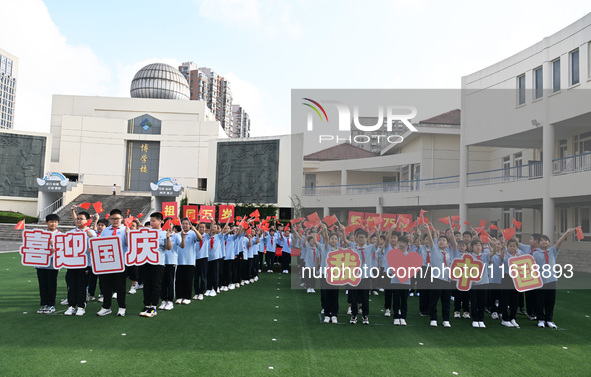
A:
1;0;589;137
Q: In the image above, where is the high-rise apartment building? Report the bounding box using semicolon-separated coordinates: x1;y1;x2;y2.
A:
179;62;237;136
232;104;251;138
0;48;18;129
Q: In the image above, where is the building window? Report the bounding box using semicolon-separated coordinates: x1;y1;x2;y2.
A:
517;74;526;105
197;178;207;191
503;208;511;229
574;131;591;155
559;208;568;233
533;67;543;99
514;152;523;179
570;49;579;86
552;59;560;92
575;206;590;240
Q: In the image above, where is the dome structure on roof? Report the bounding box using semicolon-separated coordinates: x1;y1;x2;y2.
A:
130;63;190;100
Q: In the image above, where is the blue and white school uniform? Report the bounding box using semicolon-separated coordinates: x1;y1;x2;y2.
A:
175;231;198;300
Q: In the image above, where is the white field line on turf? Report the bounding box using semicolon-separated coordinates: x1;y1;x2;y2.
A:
0;250;19;254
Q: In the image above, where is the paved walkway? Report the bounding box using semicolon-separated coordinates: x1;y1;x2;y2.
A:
0;240;21;253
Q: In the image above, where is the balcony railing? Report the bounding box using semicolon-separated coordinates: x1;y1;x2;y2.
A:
553;152;591;175
302;175;460;196
467;162;543;186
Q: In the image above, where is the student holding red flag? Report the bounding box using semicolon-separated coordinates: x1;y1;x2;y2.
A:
280;226;293;274
532;228;575;329
35;214;61;314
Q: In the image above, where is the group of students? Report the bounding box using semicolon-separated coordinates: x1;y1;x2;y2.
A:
289;218;575;328
34;206;294;318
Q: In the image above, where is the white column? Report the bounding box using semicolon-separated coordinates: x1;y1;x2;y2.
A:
323;206;330;217
459;103;469;231
340;169;348;195
542;122;555;237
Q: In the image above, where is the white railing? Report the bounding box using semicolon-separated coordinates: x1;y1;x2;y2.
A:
302;175;460;196
553;152;591;175
38;196;64;222
467;162;542;186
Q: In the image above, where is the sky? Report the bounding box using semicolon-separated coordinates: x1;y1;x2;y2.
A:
0;0;589;137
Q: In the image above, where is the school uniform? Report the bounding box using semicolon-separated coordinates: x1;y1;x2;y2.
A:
265;232;278;271
488;253;504;315
382;244;397;312
349;243;377;318
451;250;470;315
231;234;244;285
500;250;522;322
385;246;412;320
280;234;293;272
519;243;539;317
141;229;168;308
67;227;96;308
36;229;60;308
320;244;339;317
99;225;128;310
161;233;179;302
175;231;197;300
222;234;236;287
206;233;223;292
469;251;490;322
418;244;432;315
257;233;266;272
303;243;322;289
194;238;208;296
428;244;452;322
533;246;559;322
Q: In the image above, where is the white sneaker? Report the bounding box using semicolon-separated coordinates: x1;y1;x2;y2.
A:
510;319;520;328
321;309;325;314
158;301;167;310
204;290;211;297
113;292;118;299
324;316;331;323
37;305;48;314
491;312;499;320
210;290;217;297
136;284;144;289
164;301;174;310
198;294;204;300
97;295;104;303
128;287;136;295
254;276;259;282
463;312;471;319
347;307;352;315
478;321;486;328
443;321;451;328
472;321;479;328
306;288;311;293
245;280;250;285
378;288;385;292
309;288;315;293
501;320;514;327
409;292;415;297
229;284;235;290
193;295;199;300
546;321;557;329
454;311;460;318
385;309;391;317
96;308;112;316
372;291;379;296
216;288;220;293
64;306;76;316
175;299;182;304
400;319;407;326
430;320;437;327
117;308;126;317
182;299;191;305
60;298;69;306
331;316;338;324
75;307;85;316
394;318;400;325
221;286;228;292
538;320;546;328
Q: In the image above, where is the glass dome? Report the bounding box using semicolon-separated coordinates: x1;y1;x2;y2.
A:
130;63;190;100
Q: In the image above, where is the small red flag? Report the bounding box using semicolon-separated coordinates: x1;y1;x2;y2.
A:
83;219;93;227
322;215;338;228
105;213;110;219
480;230;491;243
249;209;260;218
14;219;25;230
162;220;171;231
489;223;498;230
576;226;584;241
92;202;104;214
419;209;427;218
172;218;181;226
307;212;321;226
124;216;135;228
137;213;144;219
127;209;130;217
240;219;249;230
79;203;91;210
464;220;471;227
502;227;516;240
512;219;522;230
478;220;486;228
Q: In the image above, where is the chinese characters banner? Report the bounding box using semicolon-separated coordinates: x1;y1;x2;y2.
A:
20;230;53;267
218;205;235;223
89;236;125;274
199;206;216;223
162;202;179;219
183;205;199;223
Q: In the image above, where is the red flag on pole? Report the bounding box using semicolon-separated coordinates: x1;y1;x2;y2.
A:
14;219;25;230
307;212;321;226
512;218;522;230
249;209;260;218
502;227;516;240
489;223;498;230
79;203;91;210
92;202;104;214
576;226;584;241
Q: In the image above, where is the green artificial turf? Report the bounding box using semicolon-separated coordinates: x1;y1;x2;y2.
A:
1;252;590;376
